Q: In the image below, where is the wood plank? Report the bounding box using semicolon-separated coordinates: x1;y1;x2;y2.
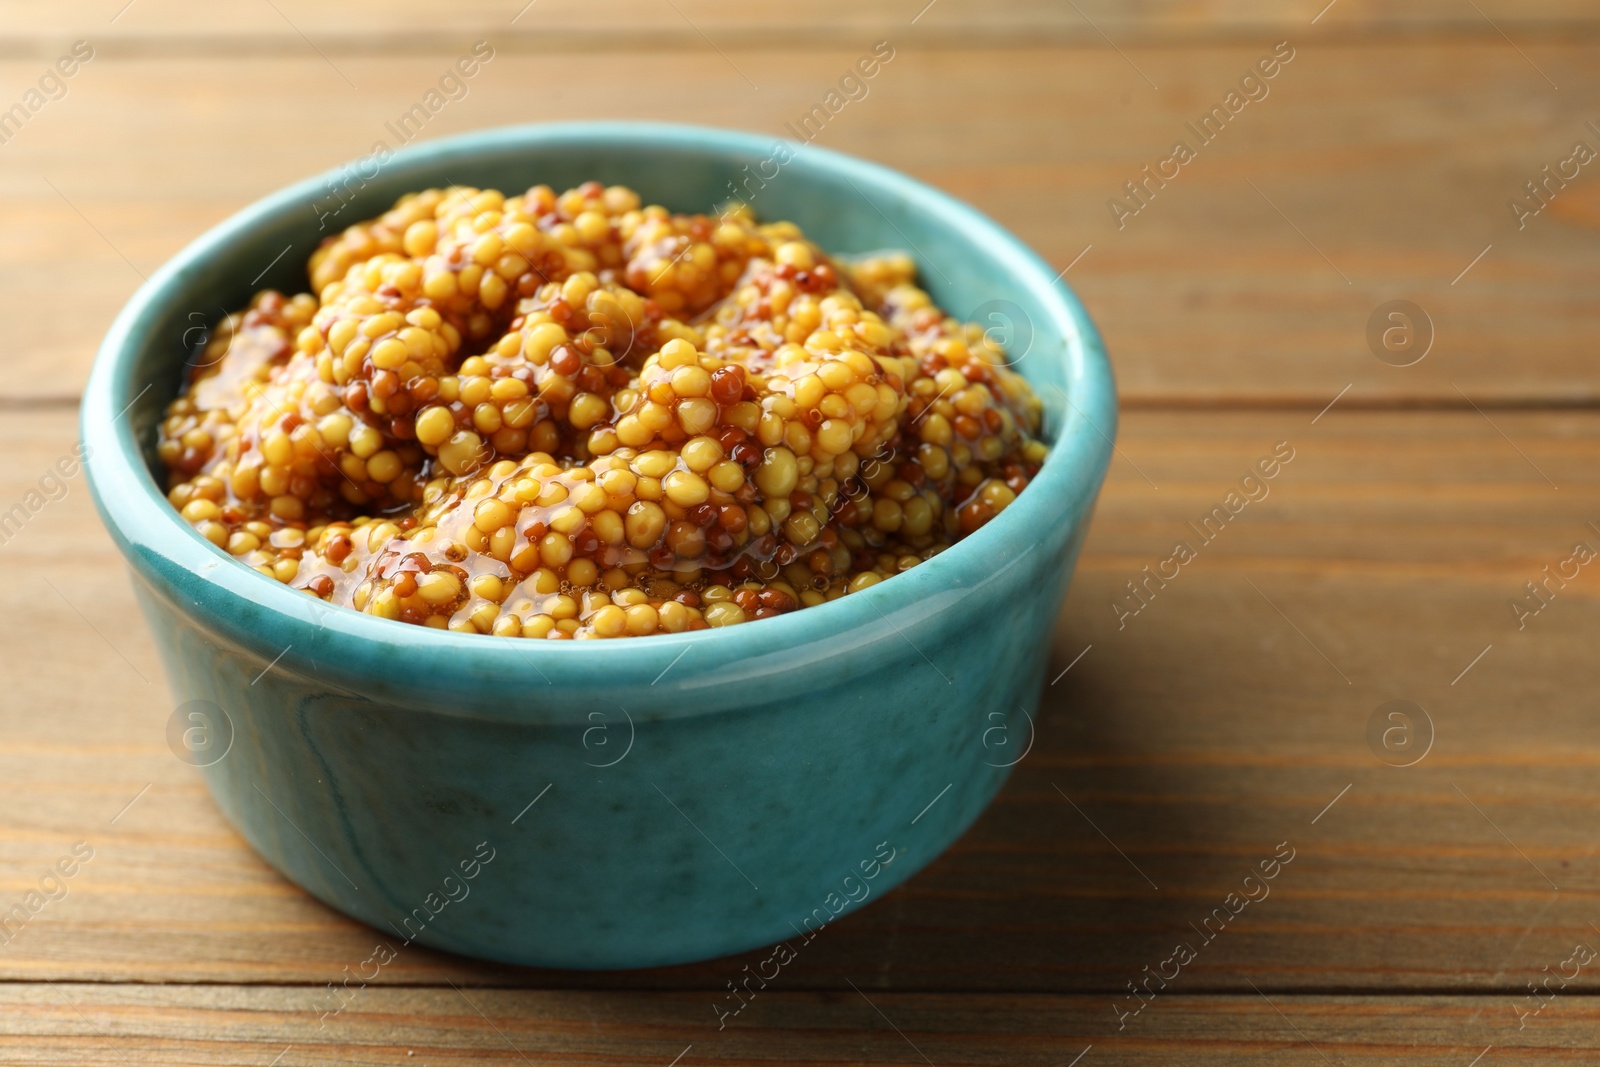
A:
0;42;1596;404
4;406;1599;991
1;986;1593;1065
2;0;1595;50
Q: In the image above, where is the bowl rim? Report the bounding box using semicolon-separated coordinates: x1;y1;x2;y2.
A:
82;120;1116;707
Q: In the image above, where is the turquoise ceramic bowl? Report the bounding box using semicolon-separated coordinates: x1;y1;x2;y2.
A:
83;122;1115;970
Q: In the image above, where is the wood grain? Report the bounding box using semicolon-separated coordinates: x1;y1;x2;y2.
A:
1;42;1596;405
2;0;1597;50
2;985;1596;1065
5;406;1598;996
2;1;1596;1058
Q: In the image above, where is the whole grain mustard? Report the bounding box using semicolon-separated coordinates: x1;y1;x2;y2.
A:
158;182;1048;639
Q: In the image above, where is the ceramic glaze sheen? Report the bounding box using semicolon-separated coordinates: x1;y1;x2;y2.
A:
82;123;1115;969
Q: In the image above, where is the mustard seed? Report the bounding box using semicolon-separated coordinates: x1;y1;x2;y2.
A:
157;182;1048;638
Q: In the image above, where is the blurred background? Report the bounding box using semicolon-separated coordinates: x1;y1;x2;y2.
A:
3;1;1599;1063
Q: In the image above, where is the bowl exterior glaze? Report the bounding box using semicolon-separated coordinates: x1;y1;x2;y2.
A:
83;122;1116;969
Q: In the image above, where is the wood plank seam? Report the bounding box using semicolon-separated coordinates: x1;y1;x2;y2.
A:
0;24;1598;60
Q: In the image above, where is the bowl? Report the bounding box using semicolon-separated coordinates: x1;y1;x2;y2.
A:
82;122;1116;970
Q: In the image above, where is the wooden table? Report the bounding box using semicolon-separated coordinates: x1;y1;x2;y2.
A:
2;1;1597;1061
